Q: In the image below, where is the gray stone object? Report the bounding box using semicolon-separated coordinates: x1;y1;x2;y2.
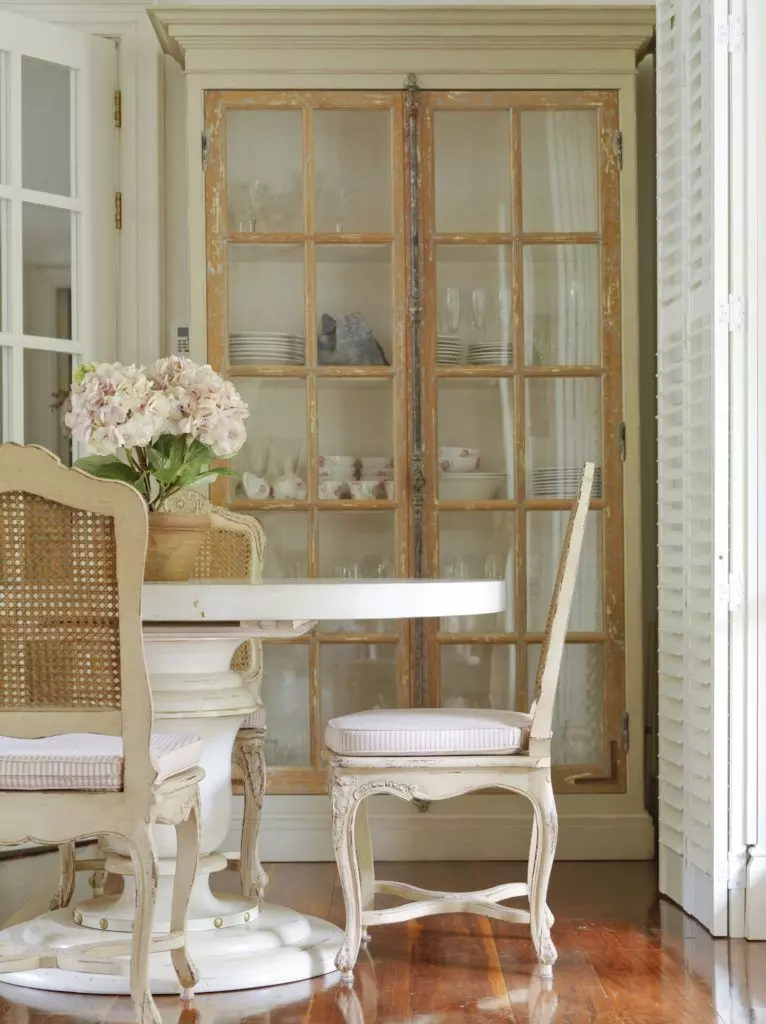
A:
330;312;389;366
318;313;337;365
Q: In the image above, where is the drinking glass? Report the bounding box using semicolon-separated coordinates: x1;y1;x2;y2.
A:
471;288;487;334
446;287;461;334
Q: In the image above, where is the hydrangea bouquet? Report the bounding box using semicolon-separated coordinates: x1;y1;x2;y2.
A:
66;356;248;512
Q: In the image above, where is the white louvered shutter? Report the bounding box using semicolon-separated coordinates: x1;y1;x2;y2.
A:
657;0;731;936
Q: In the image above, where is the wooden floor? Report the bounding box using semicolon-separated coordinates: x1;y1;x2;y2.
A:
0;854;763;1023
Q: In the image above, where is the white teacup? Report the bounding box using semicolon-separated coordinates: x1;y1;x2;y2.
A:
350;480;384;500
319;478;351;500
242;473;271;499
273;474;307;500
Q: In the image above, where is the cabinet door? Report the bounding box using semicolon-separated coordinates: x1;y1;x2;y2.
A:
205;92;408;793
421;92;626;792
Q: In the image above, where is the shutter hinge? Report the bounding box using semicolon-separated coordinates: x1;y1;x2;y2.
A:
619;421;627;461
622;711;630;752
114;192;122;231
201;130;210;170
718;15;744;52
613;130;623;171
718;295;746;332
114;89;122;129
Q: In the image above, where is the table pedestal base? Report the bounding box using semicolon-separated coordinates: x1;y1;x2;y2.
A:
0;904;343;993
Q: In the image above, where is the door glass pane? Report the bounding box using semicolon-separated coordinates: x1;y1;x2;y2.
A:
437;379;514;500
439;511;515;632
527;644;604;765
24;350;72;464
317;380;394;499
23;204;72;339
434;110;511;233
525;378;602;494
321;644;397;727
316;245;393;366
520;110;599;233
0;199;8;330
230;378;307;503
249;512;308;579
0;348;7;441
441;643;515;710
314;109;392;233
226;109;303;234
318;512;395;632
227;244;306;366
527;511;603;632
523;245;600;365
261;644;310;766
435;245;512;367
22;57;72;197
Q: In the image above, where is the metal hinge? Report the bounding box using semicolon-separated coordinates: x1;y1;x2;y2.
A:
114;89;122;129
718;294;746;332
718;15;744;52
619;421;627;461
613;130;623;171
201;130;210;170
622;712;629;752
727;573;744;611
114;192;122;231
719;850;747;890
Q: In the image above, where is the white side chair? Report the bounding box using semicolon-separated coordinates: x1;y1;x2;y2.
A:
325;462;594;981
0;444;203;1024
55;490;269;906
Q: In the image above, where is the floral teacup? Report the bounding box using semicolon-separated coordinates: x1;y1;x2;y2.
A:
273;474;307;500
242;472;271;499
319;479;351;500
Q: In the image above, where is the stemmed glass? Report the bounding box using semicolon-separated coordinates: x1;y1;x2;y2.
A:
445;287;461;335
471;288;487;337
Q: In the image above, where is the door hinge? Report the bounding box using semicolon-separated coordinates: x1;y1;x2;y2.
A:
201;130;210;170
622;711;630;752
613;130;623;171
619;421;627;461
719;850;747;890
727;573;744;611
114;89;122;129
718;15;744;52
114;192;122;231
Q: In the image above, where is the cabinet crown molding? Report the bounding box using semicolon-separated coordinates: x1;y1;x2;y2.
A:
151;5;655;71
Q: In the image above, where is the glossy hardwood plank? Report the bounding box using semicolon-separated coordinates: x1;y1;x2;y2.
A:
2;860;764;1024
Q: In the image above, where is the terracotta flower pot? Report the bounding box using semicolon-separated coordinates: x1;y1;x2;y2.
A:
145;512;209;582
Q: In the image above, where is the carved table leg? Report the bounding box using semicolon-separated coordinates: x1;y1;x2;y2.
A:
233;728;269;903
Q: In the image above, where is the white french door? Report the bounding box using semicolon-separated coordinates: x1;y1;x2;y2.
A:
0;8;116;461
657;0;732;935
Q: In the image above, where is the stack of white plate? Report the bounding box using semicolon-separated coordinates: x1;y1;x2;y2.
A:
468;342;513;366
437;335;462;366
229;332;305;366
530;465;603;499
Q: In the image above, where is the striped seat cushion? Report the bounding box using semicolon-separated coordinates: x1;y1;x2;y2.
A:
325;708;532;757
0;732;202;791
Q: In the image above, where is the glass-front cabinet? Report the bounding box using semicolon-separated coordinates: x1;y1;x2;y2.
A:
204;87;625;796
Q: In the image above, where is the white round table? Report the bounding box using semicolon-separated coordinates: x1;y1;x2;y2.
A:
0;578;503;995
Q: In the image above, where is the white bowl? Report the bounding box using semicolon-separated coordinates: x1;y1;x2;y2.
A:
439;472;505;501
360;456;393;471
319;455;357;478
350;480;385;500
438;447;481;473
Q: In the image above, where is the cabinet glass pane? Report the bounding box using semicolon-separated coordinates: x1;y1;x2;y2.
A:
437;379;514;500
22;57;72;197
0;200;7;329
227;245;306;367
314;110;392;234
321;644;397;727
520;111;599;234
525;378;602;495
435;245;512;367
316;245;393;366
24;351;72;465
434;111;511;233
439;511;515;633
261;644;310;766
317;379;394;499
231;378;307;502
0;349;8;441
523;245;600;365
251;512;308;579
226;109;303;234
0;53;7;185
527;644;604;765
319;512;395;632
527;511;602;632
23;205;72;339
441;643;515;710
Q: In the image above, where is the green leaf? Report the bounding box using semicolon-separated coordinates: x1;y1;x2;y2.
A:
75;455;140;485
